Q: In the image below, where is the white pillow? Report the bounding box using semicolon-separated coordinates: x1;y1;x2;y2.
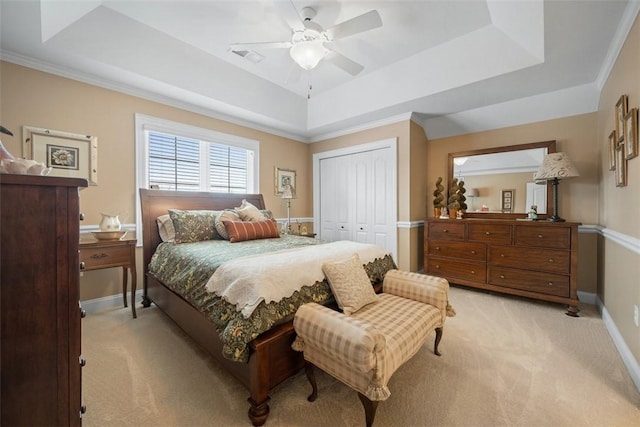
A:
322;253;378;315
236;199;267;222
156;214;175;242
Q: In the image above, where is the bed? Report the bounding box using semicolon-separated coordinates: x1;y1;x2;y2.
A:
139;189;396;425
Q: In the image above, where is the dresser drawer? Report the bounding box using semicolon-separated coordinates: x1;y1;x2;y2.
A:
428;222;465;241
80;245;131;270
428;240;486;262
488;266;570;297
426;257;486;283
515;225;571;249
489;245;570;274
468;223;511;244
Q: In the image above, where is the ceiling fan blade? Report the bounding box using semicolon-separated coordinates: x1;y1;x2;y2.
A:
325;10;382;41
229;41;292;51
324;49;364;76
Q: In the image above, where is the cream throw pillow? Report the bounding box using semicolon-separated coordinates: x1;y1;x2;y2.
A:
214;210;241;240
235;199;267;222
322;253;378;315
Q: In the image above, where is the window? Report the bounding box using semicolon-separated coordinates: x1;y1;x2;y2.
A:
135;114;260;241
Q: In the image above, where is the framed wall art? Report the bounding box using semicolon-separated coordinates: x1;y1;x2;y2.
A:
274;167;296;195
22;126;98;185
608;130;617;170
501;189;515;213
624;107;638;160
615;142;626;187
615;94;628;143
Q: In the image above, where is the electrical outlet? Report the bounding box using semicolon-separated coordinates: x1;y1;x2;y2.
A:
634;305;639;327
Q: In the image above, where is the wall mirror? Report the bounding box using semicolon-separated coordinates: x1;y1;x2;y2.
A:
448;140;556;219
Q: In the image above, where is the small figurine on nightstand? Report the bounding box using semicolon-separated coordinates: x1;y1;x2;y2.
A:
439;207;449;219
456;210;463;219
528;205;538;220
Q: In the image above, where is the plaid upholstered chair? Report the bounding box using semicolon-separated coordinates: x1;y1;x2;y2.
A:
293;263;455;427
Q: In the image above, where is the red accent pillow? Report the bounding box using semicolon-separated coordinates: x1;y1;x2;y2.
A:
223;219;280;243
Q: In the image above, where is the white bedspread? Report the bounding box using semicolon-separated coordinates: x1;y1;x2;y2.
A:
204;240;390;318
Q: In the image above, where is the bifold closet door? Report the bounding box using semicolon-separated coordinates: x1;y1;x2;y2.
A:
319;147;394;253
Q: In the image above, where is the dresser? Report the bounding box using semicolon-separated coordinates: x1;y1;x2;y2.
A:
424;218;580;315
1;174;87;425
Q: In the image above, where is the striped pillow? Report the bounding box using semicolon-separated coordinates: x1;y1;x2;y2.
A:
223;219;280;243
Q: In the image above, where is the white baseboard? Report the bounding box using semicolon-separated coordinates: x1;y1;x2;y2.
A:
81;290;144;315
597;296;640;393
577;291;596;305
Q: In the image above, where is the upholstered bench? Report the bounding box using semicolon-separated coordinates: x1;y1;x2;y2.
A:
292;257;455;427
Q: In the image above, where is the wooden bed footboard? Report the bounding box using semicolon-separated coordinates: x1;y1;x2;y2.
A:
139;189;305;426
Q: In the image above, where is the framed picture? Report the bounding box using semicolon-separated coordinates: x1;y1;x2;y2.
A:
501;189;515;213
615;142;626;187
624;108;638;160
615;95;628;143
608;130;617;170
274;167;296;195
22;126;98;185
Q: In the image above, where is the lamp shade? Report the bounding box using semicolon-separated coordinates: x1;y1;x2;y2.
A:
290;40;326;70
281;184;295;199
467;188;479;197
533;152;579;181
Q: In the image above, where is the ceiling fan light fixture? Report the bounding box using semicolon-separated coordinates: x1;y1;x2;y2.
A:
290;40;326;70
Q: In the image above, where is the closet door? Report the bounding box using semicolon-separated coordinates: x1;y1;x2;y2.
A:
319;146;395;255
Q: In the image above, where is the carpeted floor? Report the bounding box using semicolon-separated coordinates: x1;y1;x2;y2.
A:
82;286;640;427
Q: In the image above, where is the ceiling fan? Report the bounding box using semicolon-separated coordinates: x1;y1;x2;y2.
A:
229;4;382;76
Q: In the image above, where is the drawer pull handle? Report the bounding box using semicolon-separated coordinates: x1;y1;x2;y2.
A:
471;270;475;274
435;265;440;269
547;282;553;286
501;253;505;257
471;250;476;254
485;231;490;235
500;275;505;279
79;262;85;271
435;247;440;251
443;229;448;233
548;258;554;263
538;234;543;238
90;253;108;259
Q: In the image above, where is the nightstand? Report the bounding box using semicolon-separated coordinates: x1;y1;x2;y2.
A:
79;235;137;318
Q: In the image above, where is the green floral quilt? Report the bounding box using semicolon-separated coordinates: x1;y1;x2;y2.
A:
148;235;397;362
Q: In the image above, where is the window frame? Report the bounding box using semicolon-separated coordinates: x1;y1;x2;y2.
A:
134;113;260;243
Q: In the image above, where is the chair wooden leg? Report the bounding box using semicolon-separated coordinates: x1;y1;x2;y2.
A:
434;327;443;356
357;392;379;427
304;361;318;402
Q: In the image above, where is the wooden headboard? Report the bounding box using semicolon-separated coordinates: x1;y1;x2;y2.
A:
139;189;266;285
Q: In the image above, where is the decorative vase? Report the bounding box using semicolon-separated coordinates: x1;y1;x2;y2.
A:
434;207;441;218
449;209;458;220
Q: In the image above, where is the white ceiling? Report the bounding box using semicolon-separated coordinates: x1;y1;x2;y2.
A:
1;1;637;142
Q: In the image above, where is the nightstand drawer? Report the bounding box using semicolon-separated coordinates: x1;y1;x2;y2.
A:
79;245;131;270
426;257;486;283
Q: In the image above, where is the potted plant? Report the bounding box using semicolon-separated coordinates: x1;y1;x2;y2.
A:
447;178;461;218
457;180;468;212
432;177;446;217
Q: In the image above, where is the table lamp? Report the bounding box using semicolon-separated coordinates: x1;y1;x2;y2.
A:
533;152;579;222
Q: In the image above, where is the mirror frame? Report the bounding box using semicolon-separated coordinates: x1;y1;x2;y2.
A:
448;140;556;219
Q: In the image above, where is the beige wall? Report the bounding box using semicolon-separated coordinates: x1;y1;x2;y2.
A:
0;61;311;300
596;14;640;363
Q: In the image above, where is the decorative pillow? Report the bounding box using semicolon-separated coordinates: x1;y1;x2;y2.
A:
223;219;280;243
168;209;218;244
260;209;274;220
236;199;266;222
156;214;175;242
215;209;241;240
322;253;378;315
